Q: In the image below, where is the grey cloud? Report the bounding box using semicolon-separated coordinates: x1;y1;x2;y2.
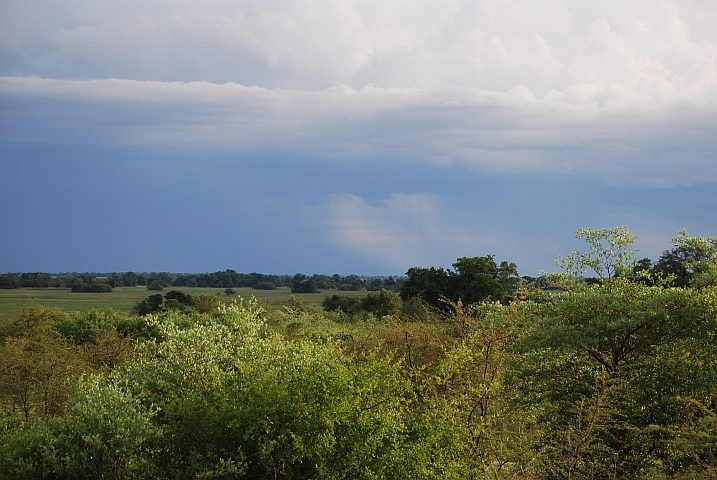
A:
2;76;715;186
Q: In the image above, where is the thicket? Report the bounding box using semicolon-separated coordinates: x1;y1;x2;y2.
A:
0;227;715;479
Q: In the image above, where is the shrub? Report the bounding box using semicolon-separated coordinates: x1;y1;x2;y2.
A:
322;294;360;314
192;293;223;314
131;294;164;316
71;283;113;293
359;289;402;318
0;377;161;480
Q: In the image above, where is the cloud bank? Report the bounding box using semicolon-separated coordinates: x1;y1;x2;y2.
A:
2;74;715;186
3;0;717;92
3;1;716;187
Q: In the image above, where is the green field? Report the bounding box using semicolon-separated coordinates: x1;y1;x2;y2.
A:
0;286;369;320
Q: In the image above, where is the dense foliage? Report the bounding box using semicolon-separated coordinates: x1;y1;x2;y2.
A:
400;255;519;307
0;227;715;479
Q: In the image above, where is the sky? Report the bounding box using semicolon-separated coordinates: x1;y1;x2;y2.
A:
1;0;716;276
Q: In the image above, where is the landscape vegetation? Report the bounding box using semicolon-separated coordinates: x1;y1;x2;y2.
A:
0;226;716;479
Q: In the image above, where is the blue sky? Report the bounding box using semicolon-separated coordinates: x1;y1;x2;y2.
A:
1;0;716;276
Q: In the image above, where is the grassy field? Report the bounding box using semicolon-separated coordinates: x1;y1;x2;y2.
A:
0;286;369;320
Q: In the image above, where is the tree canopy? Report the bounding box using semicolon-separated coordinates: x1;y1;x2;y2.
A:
400;255;518;307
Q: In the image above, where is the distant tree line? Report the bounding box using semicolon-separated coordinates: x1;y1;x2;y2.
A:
0;269;405;293
3;235;707;295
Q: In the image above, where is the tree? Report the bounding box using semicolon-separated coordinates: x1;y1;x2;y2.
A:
108;272;123;288
322;294;360;314
20;272;57;288
400;266;449;307
122;271;139;287
368;278;384;291
92;302;443;478
192;293;223;314
0;274;21;289
0;376;161;479
338;274;365;291
359;289;402;317
449;256;518;304
291;274;318;293
132;294;164;316
71;283;112;293
401;256;518;308
511;227;717;478
0;303;86;421
147;272;173;288
556;225;638;279
653;229;717;287
164;290;193;306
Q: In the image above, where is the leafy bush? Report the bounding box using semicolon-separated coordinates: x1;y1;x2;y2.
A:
322;293;360;314
322;290;401;318
0;377;161;480
192;293;223;314
131;293;164;316
359;289;402;317
71;282;112;293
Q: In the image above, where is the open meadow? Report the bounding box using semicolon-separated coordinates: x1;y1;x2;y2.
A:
0;286;368;320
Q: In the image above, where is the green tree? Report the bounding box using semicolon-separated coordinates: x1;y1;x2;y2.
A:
0;274;21;289
556;225;638;280
449;256;518;304
359;289;402;318
401;256;518;308
131;294;164;316
146;281;164;291
192;293;223;314
322;294;360;314
20;272;57;288
291;274;318;293
338;274;365;291
107;301;449;478
0;376;161;480
122;271;139;287
512;227;717;478
400;266;449;306
147;272;174;288
0;304;87;421
312;274;336;290
108;272;123;288
653;229;717;287
164;290;193;306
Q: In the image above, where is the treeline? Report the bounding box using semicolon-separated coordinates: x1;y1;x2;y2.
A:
0;270;404;293
0;271;147;290
0;226;715;479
